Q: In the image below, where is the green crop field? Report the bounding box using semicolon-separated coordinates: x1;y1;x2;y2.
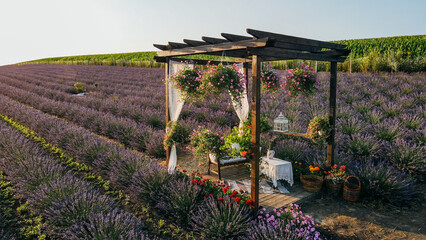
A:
19;35;425;72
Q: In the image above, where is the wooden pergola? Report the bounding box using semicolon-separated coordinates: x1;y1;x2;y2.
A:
154;28;350;210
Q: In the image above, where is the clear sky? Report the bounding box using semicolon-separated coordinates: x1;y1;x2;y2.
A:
0;0;424;66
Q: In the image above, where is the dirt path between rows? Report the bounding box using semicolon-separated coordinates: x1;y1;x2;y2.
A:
300;192;426;240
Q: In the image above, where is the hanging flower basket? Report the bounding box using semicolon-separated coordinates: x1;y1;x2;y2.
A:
261;63;280;95
169;67;203;101
283;63;317;98
306;116;331;143
300;174;324;193
163;121;189;150
202;63;246;104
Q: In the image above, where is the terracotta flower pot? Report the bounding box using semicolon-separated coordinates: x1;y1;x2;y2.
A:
300;174;323;193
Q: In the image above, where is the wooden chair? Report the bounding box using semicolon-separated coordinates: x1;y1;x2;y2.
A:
208;143;257;179
208;153;247;180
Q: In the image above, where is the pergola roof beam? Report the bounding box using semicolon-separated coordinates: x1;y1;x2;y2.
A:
248;47;346;62
183;39;209;47
153;44;171;51
221;33;253;42
247;28;346;50
168;42;189;49
156;38;269;58
202;36;229;44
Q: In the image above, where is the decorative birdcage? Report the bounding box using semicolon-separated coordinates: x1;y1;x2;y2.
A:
273;112;289;132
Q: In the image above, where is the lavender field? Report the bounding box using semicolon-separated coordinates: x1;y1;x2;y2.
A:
0;64;424;239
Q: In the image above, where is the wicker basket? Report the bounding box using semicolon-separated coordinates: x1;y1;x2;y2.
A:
343;175;361;202
325;179;344;195
300;174;323;193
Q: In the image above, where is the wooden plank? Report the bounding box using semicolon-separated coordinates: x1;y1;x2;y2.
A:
248;47;346;62
271;131;312;139
183;39;208;47
168;42;188;49
153;44;170;50
221;33;252;42
154;56;241;65
327;61;337;168
273;40;323;53
251;55;261;211
156;38;269;57
165;58;171;166
202;36;228;44
247;28;346;50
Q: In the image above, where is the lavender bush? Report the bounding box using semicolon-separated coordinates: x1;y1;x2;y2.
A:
155;178;204;226
349;159;419;206
129;161;177;205
67;208;150;240
0;118;148;238
190;195;252;240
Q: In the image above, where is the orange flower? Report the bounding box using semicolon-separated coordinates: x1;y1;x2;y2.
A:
314;166;320;171
299;162;302;165
309;165;313;168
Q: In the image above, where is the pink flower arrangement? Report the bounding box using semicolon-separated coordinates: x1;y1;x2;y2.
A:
282;63;317;98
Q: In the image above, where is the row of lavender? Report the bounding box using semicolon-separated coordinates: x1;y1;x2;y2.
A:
0;121;150;239
0;66;236;130
0;95;324;239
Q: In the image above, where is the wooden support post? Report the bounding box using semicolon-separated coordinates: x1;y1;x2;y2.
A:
327;61;337;168
243;62;249;91
251;55;261;211
165;58;171;167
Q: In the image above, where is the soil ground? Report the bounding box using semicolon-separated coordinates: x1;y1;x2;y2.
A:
299;190;426;240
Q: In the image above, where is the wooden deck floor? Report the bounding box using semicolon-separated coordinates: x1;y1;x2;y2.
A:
204;163;315;210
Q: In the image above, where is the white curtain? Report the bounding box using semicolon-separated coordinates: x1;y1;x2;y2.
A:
230;63;250;127
167;60;194;173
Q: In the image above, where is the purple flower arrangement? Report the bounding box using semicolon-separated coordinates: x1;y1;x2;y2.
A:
249;204;323;240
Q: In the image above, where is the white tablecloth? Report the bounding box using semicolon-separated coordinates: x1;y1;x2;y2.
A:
260;157;294;187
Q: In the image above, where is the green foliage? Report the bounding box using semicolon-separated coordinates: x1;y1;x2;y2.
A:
163;121;190;149
73;82;84;93
221;124;252;157
188;127;224;161
306;116;331;143
0;172;47;240
221;117;272;157
333;35;426;59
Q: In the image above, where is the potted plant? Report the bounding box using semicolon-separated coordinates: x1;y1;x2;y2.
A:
187;127;224;163
169;67;203;101
300;165;324;192
325;164;347;195
283;63;317;98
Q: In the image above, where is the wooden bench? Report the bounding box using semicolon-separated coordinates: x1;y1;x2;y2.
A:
208;153;247;179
